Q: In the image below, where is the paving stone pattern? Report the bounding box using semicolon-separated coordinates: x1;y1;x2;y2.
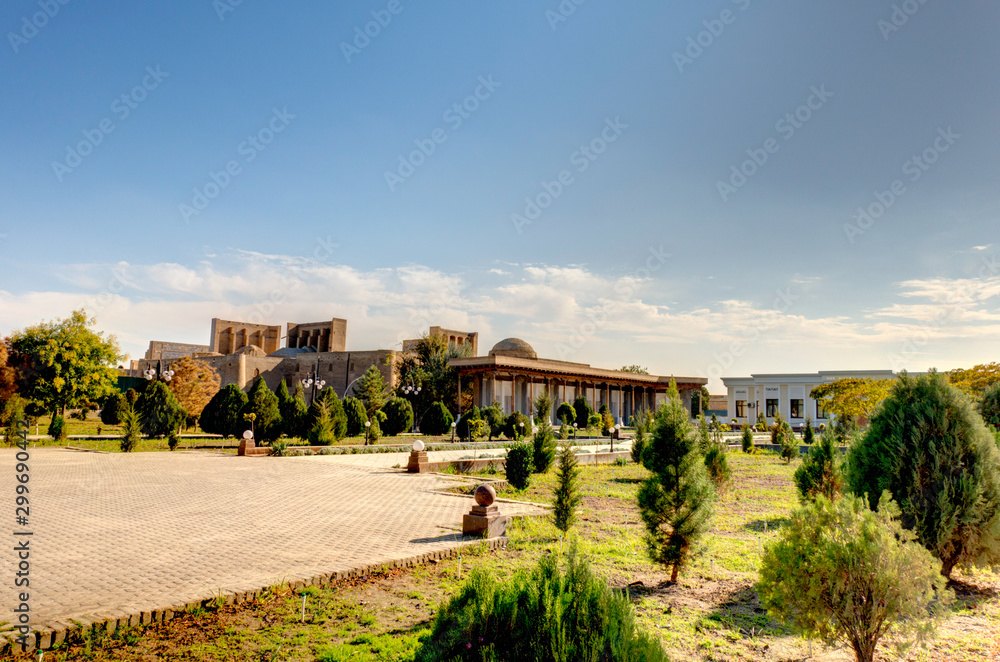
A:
0;448;538;644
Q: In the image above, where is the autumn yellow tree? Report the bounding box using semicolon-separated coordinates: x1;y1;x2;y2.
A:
810;378;894;423
947;362;1000;399
167;357;220;428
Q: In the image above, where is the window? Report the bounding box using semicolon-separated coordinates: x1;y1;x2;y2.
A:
735;400;746;418
816;401;826;419
766;399;779;417
790;399;803;418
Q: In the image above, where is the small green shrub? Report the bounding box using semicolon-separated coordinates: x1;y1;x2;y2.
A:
421;401;454;436
48;414;67;441
343;397;368;437
167;430;180;451
704;443;732;494
270;440;287;457
456;406;481;441
119;405;141;453
382;397;414;436
631;417;648;464
505;440;533;490
794;432;842;502
306;399;337;446
414;546;668;662
532;423;557;473
556;402;575;426
503;411;531;440
741;423;753;453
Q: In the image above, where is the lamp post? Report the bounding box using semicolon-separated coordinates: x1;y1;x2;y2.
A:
364;420;371;445
518;420;524;440
572;422;578;441
609;426;616;454
143;363;175;383
450;420;457;443
302;358;326;404
401;382;422;432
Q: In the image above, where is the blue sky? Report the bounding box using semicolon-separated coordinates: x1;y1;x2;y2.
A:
1;0;998;389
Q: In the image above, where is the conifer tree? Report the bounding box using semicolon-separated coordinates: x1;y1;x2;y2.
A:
637;379;716;582
137;380;187;438
242;377;282;443
803;416;816;445
200;384;248;437
553;440;581;532
794;432;843;503
696;414;711;453
306;398;336;446
741;423;754;453
119;403;141;452
306;387;347;441
847;372;1000;577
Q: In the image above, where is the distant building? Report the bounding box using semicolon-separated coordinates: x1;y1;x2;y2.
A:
403;326;478;355
143;341;210;361
722;370;898;427
451;338;707;424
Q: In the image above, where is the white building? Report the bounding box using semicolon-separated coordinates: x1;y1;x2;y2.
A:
722;370;898;427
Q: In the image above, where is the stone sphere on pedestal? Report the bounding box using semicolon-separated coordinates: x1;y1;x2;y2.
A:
413;440;425;452
474;484;496;507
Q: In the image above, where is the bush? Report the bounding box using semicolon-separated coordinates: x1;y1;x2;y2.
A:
704;443;732;494
697;415;711;453
980;382;1000;428
482;403;504;441
758;494;951;662
137;381;187;438
847;372;1000;577
631;415;649;464
556;402;575;426
456;406;481;441
48;414;67;442
382;397;414;436
741;423;753;453
167;430;180;451
755;412;767;431
242;377;282;443
794;432;842;503
343;397;368;437
100;393;126;426
532;423;557;473
307;398;337;446
771;413;798;464
200;385;249;438
119;404;141;453
803;416;815;445
638;381;716;582
413;546;668;662
533;388;553;425
572;395;592;429
600;411;614;436
277;381;308;438
553;440;581;532
586;412;601;433
503;411;531;440
505;439;533;490
421;401;453;436
305;388;347;441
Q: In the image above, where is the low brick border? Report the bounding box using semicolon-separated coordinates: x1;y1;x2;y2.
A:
1;536;508;654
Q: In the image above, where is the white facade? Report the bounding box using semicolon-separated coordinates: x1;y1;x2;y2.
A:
722;370;897;427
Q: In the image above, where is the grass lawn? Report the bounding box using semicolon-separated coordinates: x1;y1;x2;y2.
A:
10;452;1000;661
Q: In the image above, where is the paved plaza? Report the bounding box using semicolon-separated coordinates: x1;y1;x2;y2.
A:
0;447;546;644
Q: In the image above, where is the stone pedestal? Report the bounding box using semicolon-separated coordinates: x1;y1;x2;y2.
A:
463;504;509;538
407;450;428;473
237;438;255;456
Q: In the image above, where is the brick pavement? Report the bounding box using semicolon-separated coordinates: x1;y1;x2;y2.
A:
0;448;545;647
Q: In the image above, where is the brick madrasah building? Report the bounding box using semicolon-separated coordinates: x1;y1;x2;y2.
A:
135;317;707;424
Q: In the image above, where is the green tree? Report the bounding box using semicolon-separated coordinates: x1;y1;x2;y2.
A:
504;411;531;440
758;494;951;662
553;440;582;532
532;422;557;473
772;412;798;464
619;364;649;374
556;402;575;426
847;372;1000;578
637;380;716;582
421;401;453;436
456;405;481;441
755;411;767;431
532;387;553;425
505;439;533;490
277;380;308;438
8;310;124;416
242;378;281;443
381;396;414;436
482;402;505;441
48;414;66;441
794;432;843;503
200;384;249;438
343;397;368;437
631;411;651;464
306;388;347;442
354;365;389;420
306;398;337;446
572;395;592;429
704;443;732;495
803;416;815;445
395;333;473;416
100;393;126;426
2;395;26;446
810;377;893;423
741;423;754;453
119;403;141;453
137;380;187;438
980;382;1000;428
696;415;711;453
413;546;668;662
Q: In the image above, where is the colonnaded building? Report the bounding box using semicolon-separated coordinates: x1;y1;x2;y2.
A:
135;318;707;424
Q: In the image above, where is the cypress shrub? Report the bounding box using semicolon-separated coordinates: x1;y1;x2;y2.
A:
503;411;531;440
803;416;815;445
697;415;711;453
572;395;592;429
382;397;414;436
847;372;1000;577
456;406;481;441
307;398;337;446
553;440;581;532
532;423;557;473
119;404;141;452
48;414;67;442
631;416;648;464
980;382;1000;429
413;546;668;662
741;423;754;453
704;443;732;495
482;403;504;441
137;381;187;438
242;378;282;443
505;439;533;490
277;381;308;438
794;432;843;503
305;388;347;441
556;402;575;426
421;401;453;436
200;385;248;437
100;393;126;426
343;397;368;437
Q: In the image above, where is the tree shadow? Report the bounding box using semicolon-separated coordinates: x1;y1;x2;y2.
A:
611;477;643;485
741;517;789;533
948;577;1000;610
704;584;791;639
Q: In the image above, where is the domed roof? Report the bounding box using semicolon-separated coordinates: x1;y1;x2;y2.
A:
234;344;266;357
268;346;317;358
489;337;537;360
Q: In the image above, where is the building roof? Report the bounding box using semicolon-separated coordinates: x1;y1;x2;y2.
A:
450;354;706;387
489;337;537;360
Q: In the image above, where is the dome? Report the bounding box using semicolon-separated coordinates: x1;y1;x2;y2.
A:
234;344;267;357
268;346;317;358
489;337;537;360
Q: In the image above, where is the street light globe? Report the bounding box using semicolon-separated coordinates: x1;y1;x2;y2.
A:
243;430;253;440
413;440;425;452
451;421;457;428
318;380;326;389
365;421;371;428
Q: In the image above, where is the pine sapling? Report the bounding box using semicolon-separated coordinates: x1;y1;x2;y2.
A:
553;440;582;532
